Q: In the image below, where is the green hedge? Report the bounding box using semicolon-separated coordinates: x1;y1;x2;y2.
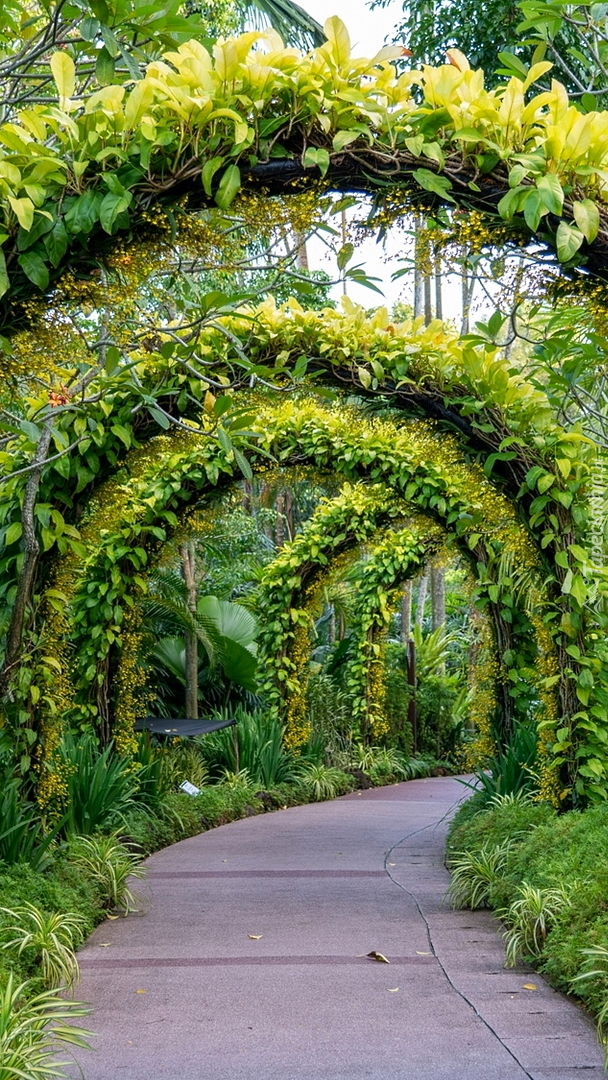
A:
447;799;608;1020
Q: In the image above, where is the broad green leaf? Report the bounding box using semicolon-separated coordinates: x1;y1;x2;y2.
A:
96;48;116;86
64;191;100;235
572;199;600;243
4;522;22;545
0;249;8;299
202;156;224;197
303;147;330;177
523;190;544;232
17;251;49;290
99;192;131;233
215;164;241;209
333;129;362;152
556;221;584;262
412;168;455;202
50;50;75;100
536;173;563;215
43;220;69;267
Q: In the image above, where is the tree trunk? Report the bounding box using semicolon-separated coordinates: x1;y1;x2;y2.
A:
275;491;285;548
0;418;54;695
430;565;445;631
180;541;198;720
415;574;428;627
400;581;412;644
413;214;423;318
434;251;443;321
424;269;433;326
294;232;309;271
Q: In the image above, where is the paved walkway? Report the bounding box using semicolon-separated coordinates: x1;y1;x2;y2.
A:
72;777;604;1079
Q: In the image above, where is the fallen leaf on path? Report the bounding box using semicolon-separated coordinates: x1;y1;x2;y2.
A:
248;935;263;940
98;943;111;947
136;989;147;994
522;983;537;991
416;951;431;956
106;914;119;920
388;863;396;866
388;988;399;992
367;951;390;963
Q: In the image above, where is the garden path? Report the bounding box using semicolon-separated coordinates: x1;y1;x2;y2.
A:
71;777;603;1079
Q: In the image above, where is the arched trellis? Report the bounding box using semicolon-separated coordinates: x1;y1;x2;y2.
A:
254;485;557;791
342;530;558;775
38;398;568;801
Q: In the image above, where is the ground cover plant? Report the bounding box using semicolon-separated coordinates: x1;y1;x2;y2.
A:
447;793;608;1063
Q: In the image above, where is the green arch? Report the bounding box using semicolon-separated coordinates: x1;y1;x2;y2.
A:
22;396;593;804
42;405;552;768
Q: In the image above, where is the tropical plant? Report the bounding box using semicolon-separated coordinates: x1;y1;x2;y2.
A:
350;744;410;780
219;768;256;792
297;763;349;802
0;781;59;872
58;733;140;835
145;590;260;715
500;882;575;967
68;835;146;914
463;722;538;806
202;707;296;788
0;975;91;1080
161;741;210;791
0;903;85;989
574;945;608;1064
447;841;512;909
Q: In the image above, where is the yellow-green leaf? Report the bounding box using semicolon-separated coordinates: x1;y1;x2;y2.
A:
572;199;600;243
324;16;351;67
50;50;76;101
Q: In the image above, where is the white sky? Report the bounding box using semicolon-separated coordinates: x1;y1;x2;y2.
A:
295;0;473;322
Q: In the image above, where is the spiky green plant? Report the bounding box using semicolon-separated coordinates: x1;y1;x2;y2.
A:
447;841;512;909
500;883;575;967
350;744;409;779
0;781;60;872
68;835;146;914
0;975;91;1080
0;904;85;989
297;763;346;802
573;946;608;1066
219;768;256;792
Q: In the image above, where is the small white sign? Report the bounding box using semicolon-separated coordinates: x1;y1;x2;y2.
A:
179;780;201;796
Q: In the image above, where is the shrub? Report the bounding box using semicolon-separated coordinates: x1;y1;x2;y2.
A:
500;883;575;967
0;782;59;872
202;708;297;788
0;975;91;1080
68;835;146;914
297;764;352;802
58;734;140;835
446;841;512;909
0;904;84;990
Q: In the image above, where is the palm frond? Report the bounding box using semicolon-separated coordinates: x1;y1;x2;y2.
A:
236;0;325;48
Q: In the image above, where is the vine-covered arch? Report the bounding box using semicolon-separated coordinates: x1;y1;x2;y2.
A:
5;15;608;330
40;398;571;795
1;301;602;802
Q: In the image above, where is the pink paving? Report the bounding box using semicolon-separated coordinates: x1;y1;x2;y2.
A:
69;776;604;1079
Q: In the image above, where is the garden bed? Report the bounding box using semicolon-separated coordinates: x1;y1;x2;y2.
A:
447;795;608;1060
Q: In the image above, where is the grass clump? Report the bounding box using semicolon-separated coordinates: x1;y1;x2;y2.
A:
447;795;608;1062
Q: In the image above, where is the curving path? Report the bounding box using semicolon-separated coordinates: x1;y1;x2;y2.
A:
72;777;603;1079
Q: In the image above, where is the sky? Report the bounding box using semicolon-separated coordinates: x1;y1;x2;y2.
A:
289;0;472;323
